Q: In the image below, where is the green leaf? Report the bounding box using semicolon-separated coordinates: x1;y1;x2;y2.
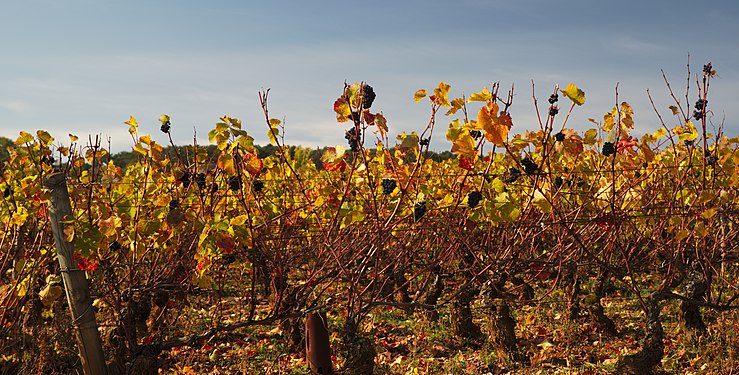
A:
561;83;585;106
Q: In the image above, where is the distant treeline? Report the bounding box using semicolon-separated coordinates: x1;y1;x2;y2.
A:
0;136;454;169
109;143;456;170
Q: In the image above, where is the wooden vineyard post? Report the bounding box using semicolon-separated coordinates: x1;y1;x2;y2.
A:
305;312;333;374
43;172;107;375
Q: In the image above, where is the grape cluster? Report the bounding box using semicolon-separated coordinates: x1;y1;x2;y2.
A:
684;140;694;147
229;176;241;191
703;63;713;75
381;179;396;195
413;201;427;222
419;138;430;146
160;120;171;134
504;167;521;183
109;240;122;252
706;154;718;165
554;176;564;189
469;130;482;139
222;254;237;265
40;155;55;166
555;132;565;142
3;187;11;198
195;173;206;189
548;93;559;116
362;84;376;109
602;141;615;156
522;158;538;175
169;199;179;210
345;127;360;151
467;191;482;208
179;171;191;188
252;179;264;193
349;111;361;124
693;99;707;121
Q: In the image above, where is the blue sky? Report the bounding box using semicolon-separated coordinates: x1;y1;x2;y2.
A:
1;0;737;153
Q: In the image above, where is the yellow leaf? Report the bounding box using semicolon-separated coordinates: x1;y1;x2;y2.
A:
125;116;139;135
413;89;427;103
433;82;451;107
652;128;666;139
701;208;717;219
561;83;585;106
375;113;388;135
675;229;690;241
583;128;598;145
668;105;679;116
159;114;170;125
63;224;74;242
445;98;465;115
532;190;552;213
230;215;249;226
36;130;53;146
99;215;122;237
334;97;351;122
620;102;634;129
10;207;28;227
468;87;492;102
15;131;34;145
451;133;476;160
267;127;279;145
694;221;708;237
218;153;236;175
242;151;263;177
320;145;346;166
603;109;615;132
39;284;63;307
16;276;32;298
478;102;510;147
69;134;79;142
674;122;698;142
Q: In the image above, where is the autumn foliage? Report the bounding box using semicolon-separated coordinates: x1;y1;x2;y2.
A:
1;66;738;374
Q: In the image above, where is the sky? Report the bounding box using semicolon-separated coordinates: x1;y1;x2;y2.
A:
1;0;738;154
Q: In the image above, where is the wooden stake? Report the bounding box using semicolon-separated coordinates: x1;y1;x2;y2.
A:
44;172;108;375
305;312;332;374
